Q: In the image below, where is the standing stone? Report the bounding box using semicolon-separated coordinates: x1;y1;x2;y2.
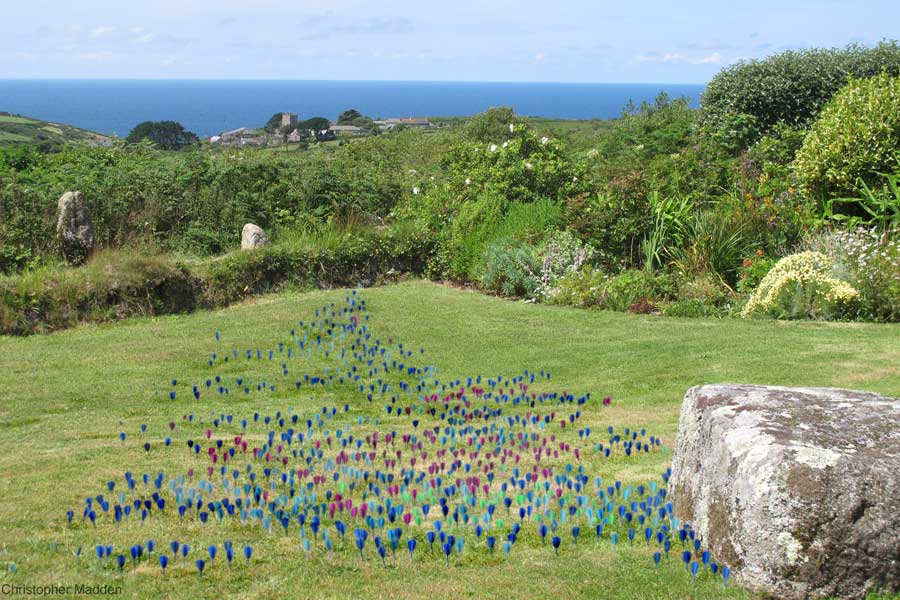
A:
240;223;269;250
56;191;95;264
669;384;900;600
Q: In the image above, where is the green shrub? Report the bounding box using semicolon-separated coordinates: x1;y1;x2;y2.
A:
440;123;587;205
677;273;732;306
546;267;675;312
700;41;900;132
531;230;596;297
710;113;761;155
437;189;509;280
592;92;697;174
804;228;900;322
201;224;433;306
736;253;777;295
463;107;527;143
741;251;859;320
667;210;752;287
542;266;607;308
432;192;560;282
663;299;727;318
795;73;900;197
0;244;39;275
174;225;235;256
602;269;675;312
478;239;541;297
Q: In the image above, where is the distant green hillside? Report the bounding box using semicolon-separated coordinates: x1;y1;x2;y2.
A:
0;112;112;150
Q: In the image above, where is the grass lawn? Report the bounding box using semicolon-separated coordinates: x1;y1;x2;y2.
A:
0;280;897;599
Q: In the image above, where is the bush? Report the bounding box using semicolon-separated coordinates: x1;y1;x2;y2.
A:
602;269;675;312
677;273;732;306
700;41;900;132
463;107;527;143
736;253;777;295
0;244;39;275
532;230;596;298
794;73;900;198
741;251;859;320
804;228;900;322
663;299;727;318
478;240;541;297
546;267;674;312
666;210;753;287
542;266;607;309
174;225;235;256
592;92;697;174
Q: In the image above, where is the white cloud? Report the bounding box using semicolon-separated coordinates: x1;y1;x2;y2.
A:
89;26;114;38
535;51;546;62
135;32;155;44
693;52;723;64
161;56;177;66
662;52;686;63
129;26;145;34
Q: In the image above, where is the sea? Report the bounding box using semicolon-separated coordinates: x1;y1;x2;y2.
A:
0;79;705;138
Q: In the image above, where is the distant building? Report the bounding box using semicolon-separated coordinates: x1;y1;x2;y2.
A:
329;124;366;136
219;127;248;142
213;127;269;146
280;112;298;129
376;117;432;130
286;129;306;143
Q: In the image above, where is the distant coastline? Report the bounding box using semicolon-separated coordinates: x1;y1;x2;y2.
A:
0;79;705;138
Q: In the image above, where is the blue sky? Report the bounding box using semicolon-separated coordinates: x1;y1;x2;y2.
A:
3;0;896;83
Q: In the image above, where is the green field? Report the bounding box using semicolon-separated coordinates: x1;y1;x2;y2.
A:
0;115;39;125
0;113;111;149
1;281;897;599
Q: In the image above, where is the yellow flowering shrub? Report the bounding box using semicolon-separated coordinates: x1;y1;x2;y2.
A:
741;251;859;320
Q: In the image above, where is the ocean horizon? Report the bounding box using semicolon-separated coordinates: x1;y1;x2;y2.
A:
0;79;706;138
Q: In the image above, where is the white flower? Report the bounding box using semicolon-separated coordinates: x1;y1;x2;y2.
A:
541;136;549;145
572;176;578;182
489;144;498;152
509;123;514;133
412;187;419;195
502;141;508;148
525;162;533;170
465;178;471;185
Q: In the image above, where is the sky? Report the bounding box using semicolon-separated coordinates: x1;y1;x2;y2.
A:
2;0;897;83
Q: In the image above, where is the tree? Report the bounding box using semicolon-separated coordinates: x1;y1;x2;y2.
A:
301;117;331;132
264;113;284;132
125;121;199;151
463;107;526;143
337;109;363;125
